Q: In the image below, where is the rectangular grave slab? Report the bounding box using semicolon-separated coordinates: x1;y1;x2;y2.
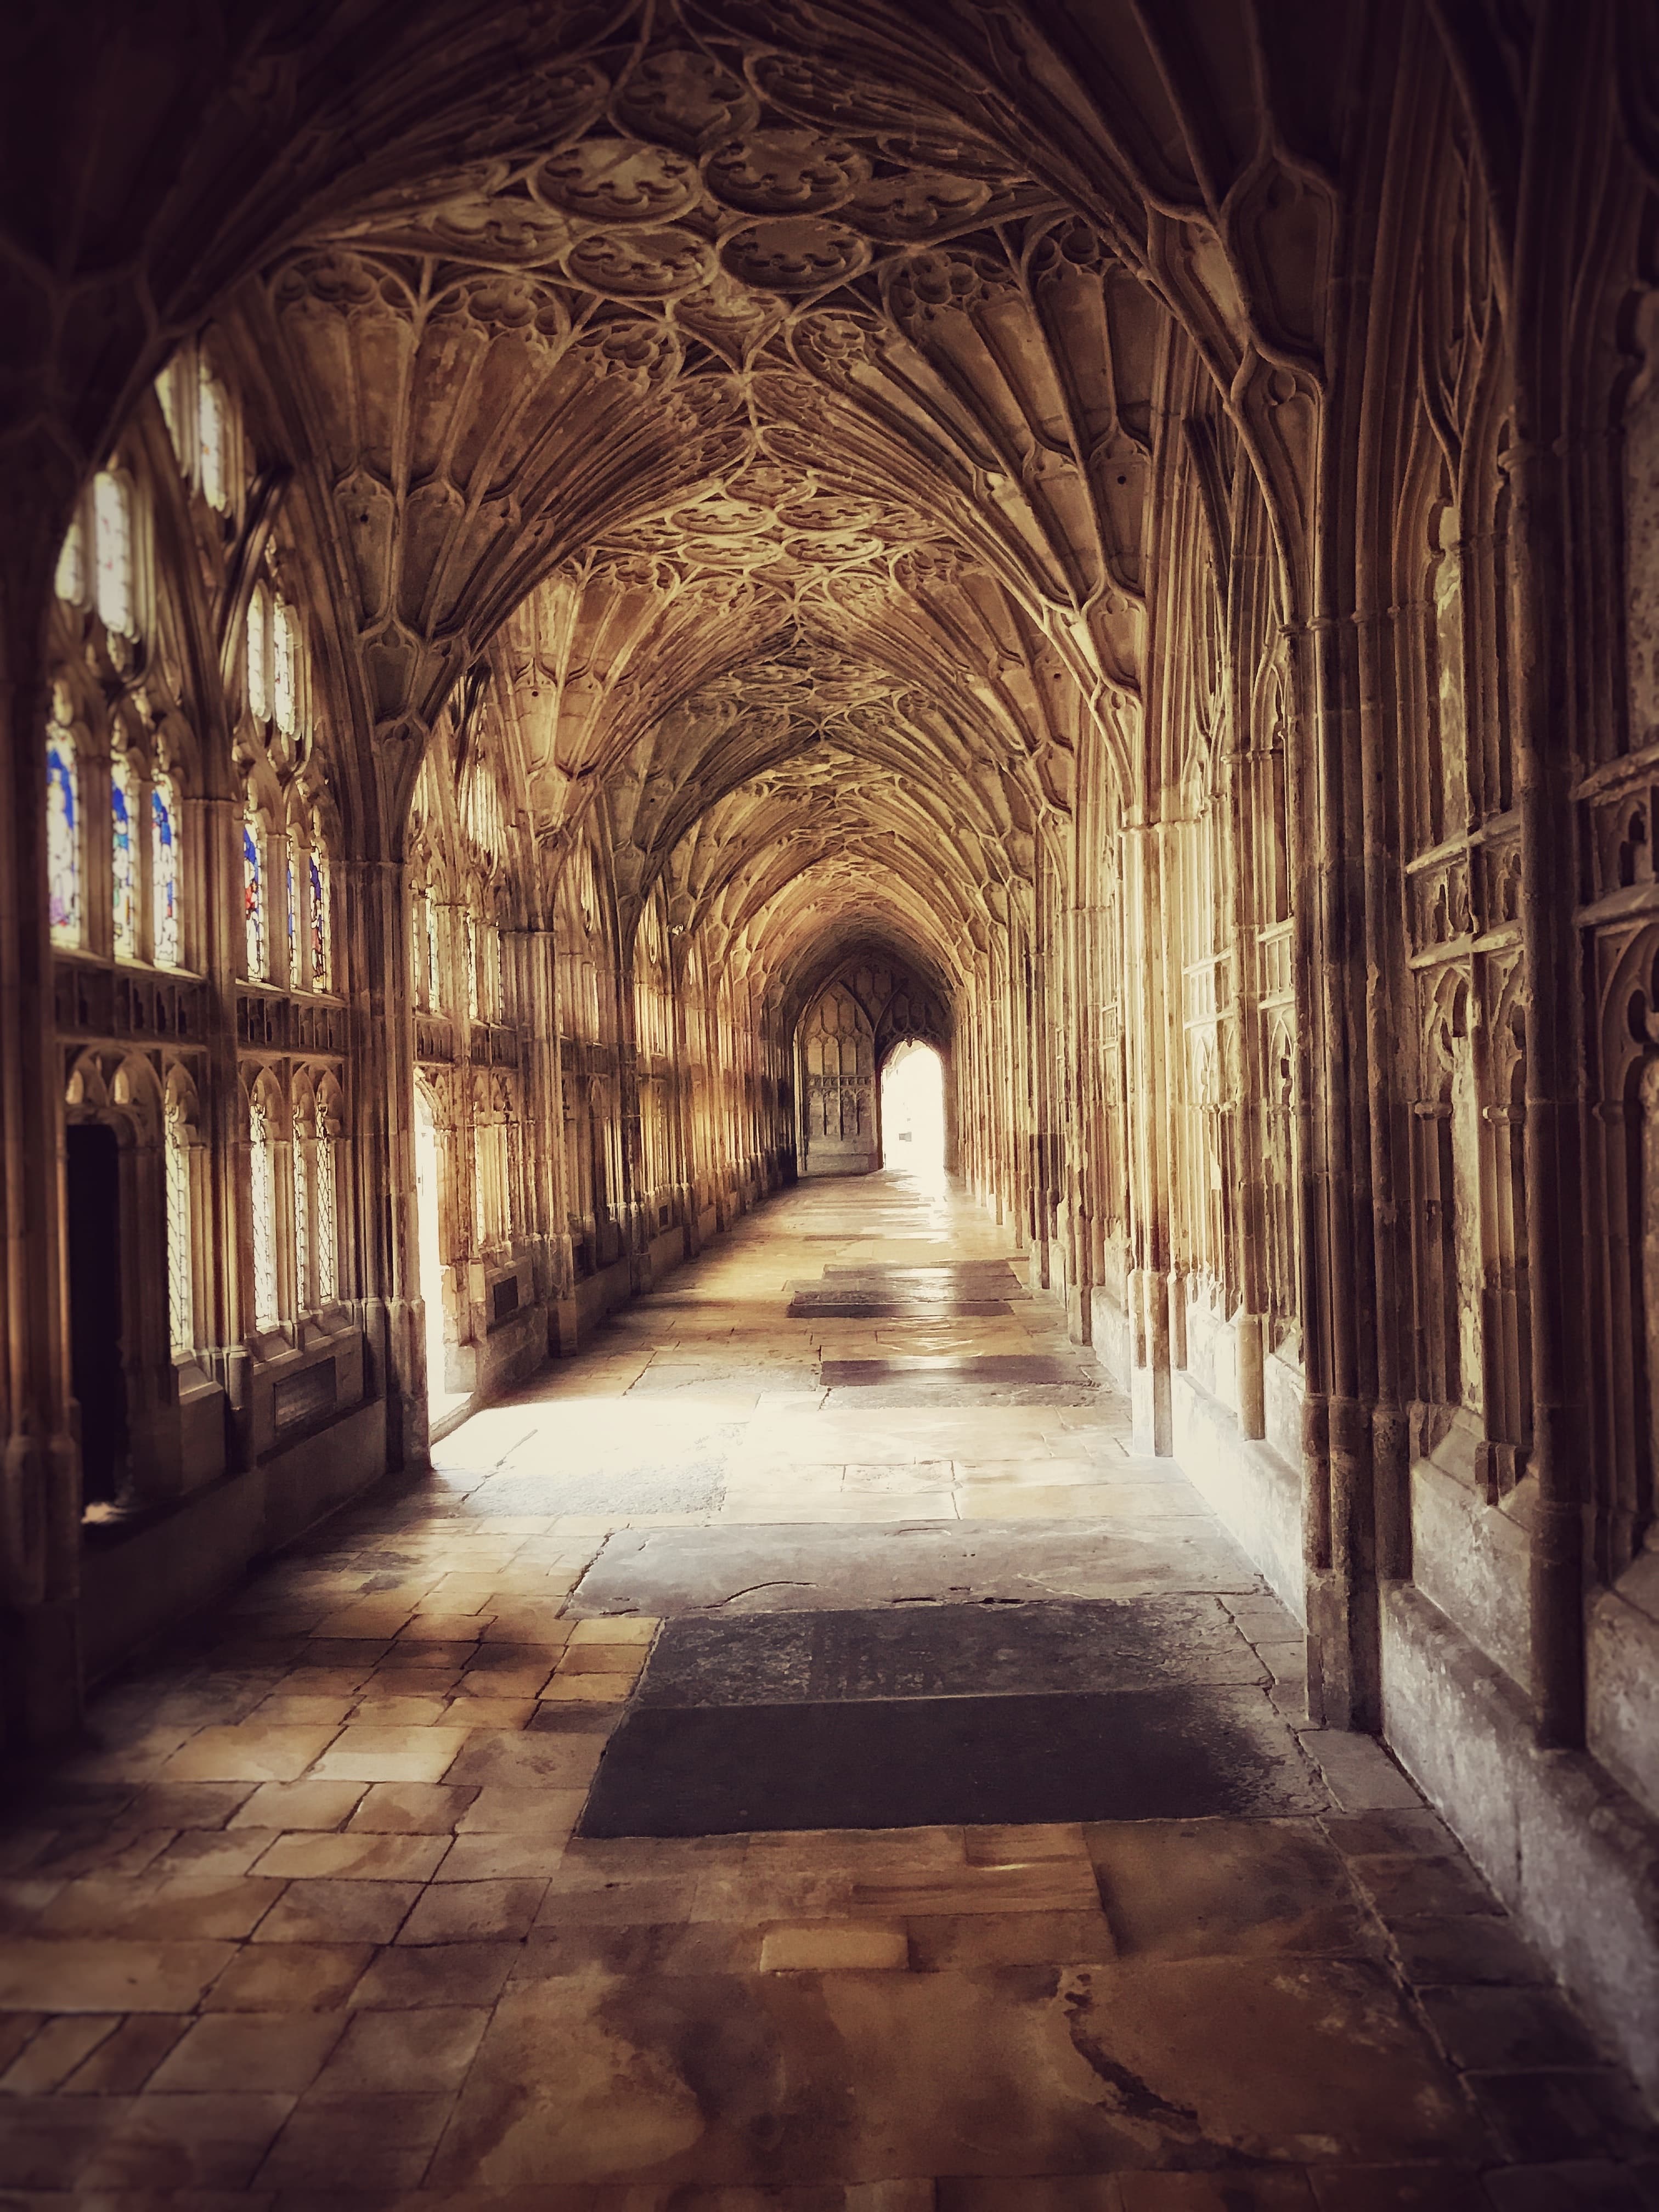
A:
578;1685;1325;1835
634;1597;1267;1705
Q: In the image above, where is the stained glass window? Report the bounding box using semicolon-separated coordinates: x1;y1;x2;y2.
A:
111;751;138;957
47;716;81;947
272;601;297;734
151;778;179;967
93;473;134;636
309;850;329;987
243;810;266;978
292;1125;312;1310
426;897;442;1011
314;1132;338;1303
165;1110;193;1352
286;845;300;986
247;588;271;722
198;361;230;512
250;1100;279;1328
54;514;86;605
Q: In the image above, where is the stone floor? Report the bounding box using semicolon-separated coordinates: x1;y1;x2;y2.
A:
1;1169;1656;2208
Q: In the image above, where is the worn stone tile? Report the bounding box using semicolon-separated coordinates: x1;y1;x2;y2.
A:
397;1878;549;1944
122;1783;257;1833
257;2091;454;2190
1352;1856;1502;1923
905;1909;1118;1971
161;1727;343;1785
1467;2069;1654;2163
310;2007;488;2094
345;1783;478;1835
0;1939;236;2013
251;1832;449;1883
225;1780;368;1832
149;2012;348;2094
250;1880;422;1946
429;1957;1487;2188
58;2013;191;2094
309;1728;475;1785
433;1833;571;1881
0;2091;122;2187
348;1943;520;2009
1417;1985;1601;2070
759;1924;910;1972
1385;1925;1548;1998
40;1874;288;1942
1084;1819;1379;1962
1306;2168;1492;2210
77;2091;295;2190
0;2013;120;2094
1115;2179;1317;2209
200;1942;373;2012
1480;2165;1659;2210
441;1735;603;1792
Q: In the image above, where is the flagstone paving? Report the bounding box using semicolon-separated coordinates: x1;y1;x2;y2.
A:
0;1169;1654;2207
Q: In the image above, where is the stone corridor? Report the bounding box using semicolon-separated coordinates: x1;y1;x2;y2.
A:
0;1173;1652;2208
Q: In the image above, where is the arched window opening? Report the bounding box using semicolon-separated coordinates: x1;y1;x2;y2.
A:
414;1082;453;1414
286;838;302;989
881;1041;946;1177
47;703;82;948
247;584;272;724
309;842;330;989
111;747;138;959
92;472;135;637
314;1083;341;1304
54;512;86;606
243;806;267;979
165;1091;195;1355
292;1086;314;1309
249;1086;280;1330
151;775;180;968
197;360;231;514
466;915;481;1020
272;601;298;735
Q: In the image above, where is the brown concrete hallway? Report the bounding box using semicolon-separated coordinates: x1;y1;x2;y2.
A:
0;1172;1653;2209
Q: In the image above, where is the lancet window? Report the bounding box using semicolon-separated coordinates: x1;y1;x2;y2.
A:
248;1078;281;1330
47;697;82;949
242;805;267;980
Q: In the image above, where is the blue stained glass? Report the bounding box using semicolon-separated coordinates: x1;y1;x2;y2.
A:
287;851;298;980
47;736;80;943
243;818;264;977
151;785;179;967
112;766;136;957
309;853;327;984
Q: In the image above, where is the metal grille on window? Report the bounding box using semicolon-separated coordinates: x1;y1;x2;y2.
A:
293;1128;312;1310
315;1137;338;1303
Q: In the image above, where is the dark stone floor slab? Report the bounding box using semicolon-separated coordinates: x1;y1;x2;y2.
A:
568;1520;1261;1617
820;1356;1092;1388
579;1685;1324;1835
635;1598;1266;1705
786;1297;1014;1319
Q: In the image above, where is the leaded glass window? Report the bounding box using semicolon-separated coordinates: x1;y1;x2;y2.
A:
247;586;272;723
292;1124;312;1309
54;514;86;606
93;473;134;636
151;778;180;967
250;1096;279;1329
111;751;137;958
272;601;298;734
165;1108;193;1353
198;361;230;513
314;1133;338;1302
286;844;300;986
243;810;266;979
47;714;81;947
309;850;329;987
426;897;442;1011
